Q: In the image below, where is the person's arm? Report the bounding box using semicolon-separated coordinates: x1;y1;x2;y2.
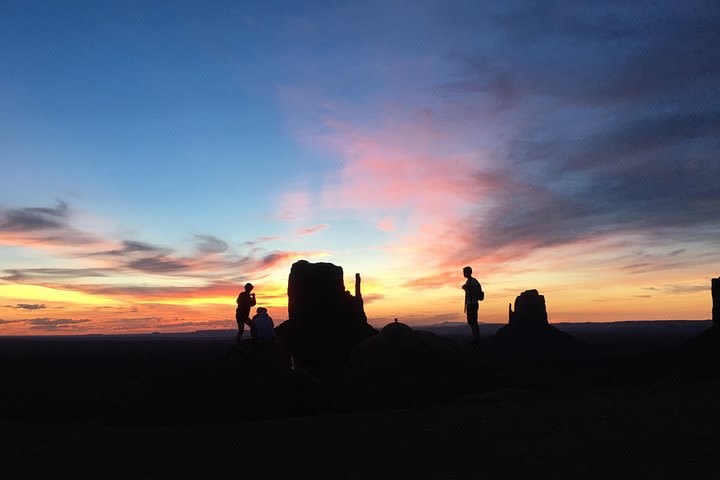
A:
250;294;257;307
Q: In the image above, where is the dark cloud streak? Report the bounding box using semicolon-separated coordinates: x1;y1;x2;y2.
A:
0;201;69;231
25;318;91;331
3;303;47;310
193;234;229;254
3;268;110;282
0;201;100;245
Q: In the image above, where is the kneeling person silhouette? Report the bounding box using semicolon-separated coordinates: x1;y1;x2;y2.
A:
251;307;275;342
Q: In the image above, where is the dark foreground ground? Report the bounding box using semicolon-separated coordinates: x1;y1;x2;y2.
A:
4;381;720;479
2;321;719;478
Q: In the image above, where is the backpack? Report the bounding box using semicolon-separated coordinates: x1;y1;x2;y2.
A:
470;279;484;301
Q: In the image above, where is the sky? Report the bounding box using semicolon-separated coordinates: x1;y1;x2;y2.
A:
1;0;719;334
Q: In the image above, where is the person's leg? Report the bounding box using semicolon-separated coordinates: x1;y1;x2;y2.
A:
249;319;257;341
466;304;479;344
236;322;244;345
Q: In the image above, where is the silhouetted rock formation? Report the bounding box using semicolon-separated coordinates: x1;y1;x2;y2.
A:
275;260;378;381
674;277;720;380
495;289;579;353
508;289;549;329
713;277;719;327
343;321;471;408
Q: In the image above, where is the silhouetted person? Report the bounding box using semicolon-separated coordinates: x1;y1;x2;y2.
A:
251;307;275;341
462;266;484;344
236;283;256;344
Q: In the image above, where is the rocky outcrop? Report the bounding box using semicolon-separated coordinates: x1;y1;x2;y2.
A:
275;260;377;381
342;320;471;408
495;289;578;352
508;289;549;329
671;277;720;381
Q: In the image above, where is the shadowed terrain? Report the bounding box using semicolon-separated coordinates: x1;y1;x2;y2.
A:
2;322;720;478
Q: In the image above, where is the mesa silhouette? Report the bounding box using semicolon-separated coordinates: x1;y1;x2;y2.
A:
494;289;580;354
275;260;378;380
2;261;719;427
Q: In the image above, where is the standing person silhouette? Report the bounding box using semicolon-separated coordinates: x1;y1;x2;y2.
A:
236;283;256;344
462;266;483;344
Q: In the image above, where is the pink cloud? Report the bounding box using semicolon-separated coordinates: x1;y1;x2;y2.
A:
377;217;396;232
404;270;460;290
286;114;490;273
244;235;281;246
277;191;311;221
297;224;328;236
320;139;476;215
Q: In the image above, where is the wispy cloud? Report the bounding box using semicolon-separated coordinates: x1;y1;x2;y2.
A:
284;1;720;277
377;217;395;232
193;234;229;255
3;303;47;310
258;250;327;269
644;284;709;295
3;268;110;282
89;240;171;257
0;201;69;231
0;201;102;247
0;200;329;317
404;271;459;290
362;293;384;304
25;317;91;331
243;235;281;246
126;256;192;274
296;224;328;236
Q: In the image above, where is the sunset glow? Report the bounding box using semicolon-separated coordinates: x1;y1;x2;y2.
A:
1;1;718;335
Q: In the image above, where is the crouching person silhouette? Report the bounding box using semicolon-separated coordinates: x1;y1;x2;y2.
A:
462;266;484;344
250;307;275;342
236;283;256;344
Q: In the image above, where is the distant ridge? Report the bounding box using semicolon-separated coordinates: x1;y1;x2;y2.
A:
418;320;712;349
0;329;238;340
421;319;711;327
0;320;711;339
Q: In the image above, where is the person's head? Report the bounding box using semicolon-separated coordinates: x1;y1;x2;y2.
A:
256;307;267;316
244;283;254;293
463;266;472;279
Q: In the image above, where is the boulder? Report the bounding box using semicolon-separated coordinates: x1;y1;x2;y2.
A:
275;260;377;381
